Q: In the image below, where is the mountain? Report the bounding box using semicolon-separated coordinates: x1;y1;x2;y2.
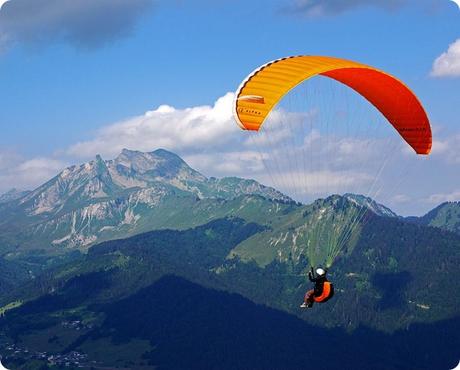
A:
0;149;408;264
2;275;459;370
412;201;460;235
2;148;457;293
0;149;291;251
1;217;459;369
0;149;459;368
3;215;460;332
228;194;396;268
19;148;290;216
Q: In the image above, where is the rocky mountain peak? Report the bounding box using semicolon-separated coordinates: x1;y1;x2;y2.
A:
1;149;296;248
309;194;398;218
111;148;202;181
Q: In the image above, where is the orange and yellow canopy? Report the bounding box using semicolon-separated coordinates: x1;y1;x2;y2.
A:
233;56;432;155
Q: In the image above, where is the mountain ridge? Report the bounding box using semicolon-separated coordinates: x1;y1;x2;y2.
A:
1;150;459;368
0;148;457;257
408;201;460;235
0;149;292;250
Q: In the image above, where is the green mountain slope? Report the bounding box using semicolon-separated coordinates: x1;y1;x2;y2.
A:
4;215;460;332
1;213;459;368
229;195;375;268
414;201;460;234
1;149;459;369
1;274;459;370
1;149;407;291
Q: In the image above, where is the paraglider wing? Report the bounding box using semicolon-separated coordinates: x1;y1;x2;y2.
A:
234;56;432;155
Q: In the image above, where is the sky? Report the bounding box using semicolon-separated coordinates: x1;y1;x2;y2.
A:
0;0;459;215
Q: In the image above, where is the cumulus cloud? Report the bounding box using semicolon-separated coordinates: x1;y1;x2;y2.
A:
184;150;266;178
431;39;460;78
0;0;155;51
67;93;239;159
429;133;460;163
0;153;67;193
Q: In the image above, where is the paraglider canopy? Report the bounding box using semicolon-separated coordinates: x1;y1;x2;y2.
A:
234;55;432;155
232;55;432;268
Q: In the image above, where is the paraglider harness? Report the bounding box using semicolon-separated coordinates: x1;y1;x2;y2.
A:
308;267;334;303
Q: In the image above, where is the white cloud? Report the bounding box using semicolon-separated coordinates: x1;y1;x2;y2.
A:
431;139;450;154
430;133;460;163
0;153;67;193
184;151;266;178
426;190;460;204
431;39;460;77
303;128;321;146
262;170;374;195
67;93;238;159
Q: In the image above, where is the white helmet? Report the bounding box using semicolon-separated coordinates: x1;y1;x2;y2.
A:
316;268;326;276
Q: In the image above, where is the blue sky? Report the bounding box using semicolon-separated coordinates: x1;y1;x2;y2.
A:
0;0;459;215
